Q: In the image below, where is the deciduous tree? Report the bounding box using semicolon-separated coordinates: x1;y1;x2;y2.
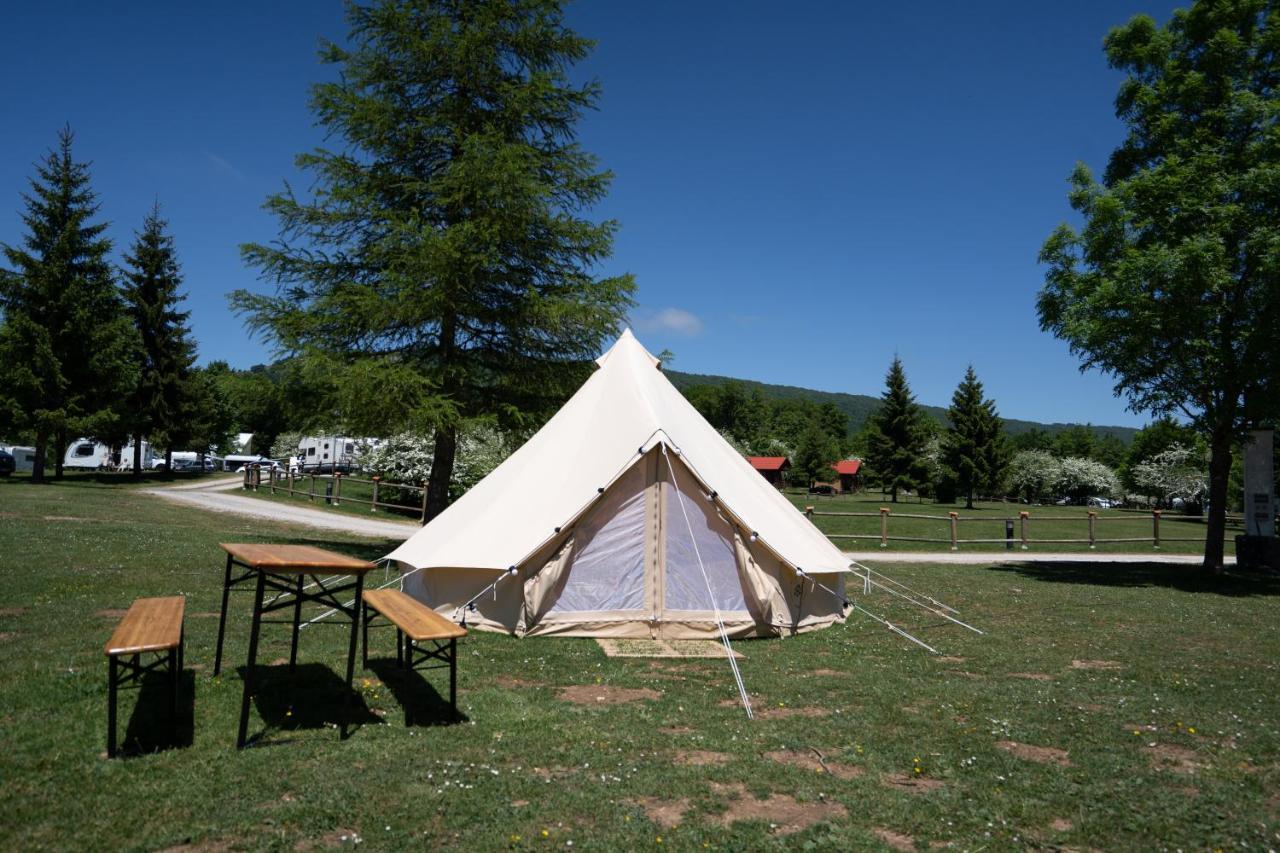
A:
1038;1;1280;569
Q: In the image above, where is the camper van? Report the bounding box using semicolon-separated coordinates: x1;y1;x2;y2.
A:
295;435;360;473
1;445;37;474
63;438;155;470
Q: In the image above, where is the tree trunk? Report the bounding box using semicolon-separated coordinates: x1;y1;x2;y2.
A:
1202;428;1232;572
166;448;173;471
54;428;65;479
32;430;47;485
132;439;143;480
424;425;457;523
891;484;898;503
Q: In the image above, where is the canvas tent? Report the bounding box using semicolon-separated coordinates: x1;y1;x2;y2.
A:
386;330;851;639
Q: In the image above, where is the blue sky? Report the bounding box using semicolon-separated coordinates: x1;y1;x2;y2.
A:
1;1;1183;428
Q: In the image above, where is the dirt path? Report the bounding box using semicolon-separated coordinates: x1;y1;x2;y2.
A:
141;477;416;541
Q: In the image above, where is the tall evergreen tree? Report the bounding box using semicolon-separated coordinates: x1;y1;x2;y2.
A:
120;204;198;475
0;127;135;482
942;366;1008;509
236;0;634;520
866;357;928;502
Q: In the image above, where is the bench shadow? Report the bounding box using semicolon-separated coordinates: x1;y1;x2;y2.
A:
367;658;468;727
117;669;195;758
234;662;381;746
987;561;1280;598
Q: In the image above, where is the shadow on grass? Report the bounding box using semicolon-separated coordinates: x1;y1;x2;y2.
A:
235;662;381;746
987;560;1280;597
367;658;467;727
116;669;196;758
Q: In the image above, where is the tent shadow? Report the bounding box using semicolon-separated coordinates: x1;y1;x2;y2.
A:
986;560;1280;598
116;669;195;758
366;658;468;727
234;662;381;745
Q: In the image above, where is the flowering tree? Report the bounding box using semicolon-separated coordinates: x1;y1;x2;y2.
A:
1006;450;1063;504
1130;444;1207;508
1055;456;1120;503
356;426;510;500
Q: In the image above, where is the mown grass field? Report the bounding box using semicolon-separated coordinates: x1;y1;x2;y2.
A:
785;491;1239;556
1;478;1277;850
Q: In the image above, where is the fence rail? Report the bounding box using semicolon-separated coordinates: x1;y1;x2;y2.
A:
242;465;429;521
805;505;1247;551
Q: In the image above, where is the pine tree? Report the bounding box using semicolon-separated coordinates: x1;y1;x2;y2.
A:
0;127;135;482
942;366;1008;509
120;204;198;475
236;0;634;520
866;357;928;502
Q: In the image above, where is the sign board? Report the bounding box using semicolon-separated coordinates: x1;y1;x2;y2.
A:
1243;429;1276;538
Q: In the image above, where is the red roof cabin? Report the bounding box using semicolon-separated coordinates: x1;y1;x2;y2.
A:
834;459;862;494
747;456;790;488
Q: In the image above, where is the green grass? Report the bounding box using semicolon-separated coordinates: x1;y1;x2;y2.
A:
2;478;1277;850
786;491;1239;555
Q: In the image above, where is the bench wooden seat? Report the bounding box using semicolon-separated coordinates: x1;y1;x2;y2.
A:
361;589;465;719
104;596;185;757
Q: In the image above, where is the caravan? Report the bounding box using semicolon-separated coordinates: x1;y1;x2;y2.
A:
295;435;360;473
1;445;37;474
63;438;156;471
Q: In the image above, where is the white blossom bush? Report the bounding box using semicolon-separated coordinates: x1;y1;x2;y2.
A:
1006;450;1063;503
355;426;512;501
1130;444;1207;507
1055;456;1120;502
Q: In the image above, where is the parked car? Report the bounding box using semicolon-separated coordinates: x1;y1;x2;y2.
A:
0;449;14;477
235;458;282;473
1086;497;1114;509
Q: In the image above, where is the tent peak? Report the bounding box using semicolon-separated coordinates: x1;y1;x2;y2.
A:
595;327;662;370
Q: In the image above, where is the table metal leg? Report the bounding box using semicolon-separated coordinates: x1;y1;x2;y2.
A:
213;553;234;676
449;637;457;713
289;575;303;672
236;570;266;749
170;645;179;742
341;573;363;740
396;629;403;668
361;601;369;668
107;655;118;758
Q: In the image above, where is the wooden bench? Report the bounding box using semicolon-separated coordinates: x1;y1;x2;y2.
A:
104;596;185;757
361;589;466;719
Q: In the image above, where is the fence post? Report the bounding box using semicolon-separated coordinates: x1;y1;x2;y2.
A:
333;472;342;506
948;511;958;550
371;476;380;513
1088;510;1097;549
242;466;249;489
288;470;295;497
1152;509;1161;549
253;465;260;491
1019;511;1029;550
269;468;276;495
420;482;430;522
804;506;814;520
309;473;316;502
879;507;889;548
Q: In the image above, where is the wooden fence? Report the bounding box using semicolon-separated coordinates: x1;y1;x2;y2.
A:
805;505;1246;551
242;465;429;521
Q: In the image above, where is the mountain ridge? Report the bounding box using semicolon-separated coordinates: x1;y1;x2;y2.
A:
665;369;1140;442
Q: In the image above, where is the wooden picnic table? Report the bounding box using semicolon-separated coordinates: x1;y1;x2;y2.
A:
214;543;378;748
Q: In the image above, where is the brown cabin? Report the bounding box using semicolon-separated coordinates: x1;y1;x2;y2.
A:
747;456;790;488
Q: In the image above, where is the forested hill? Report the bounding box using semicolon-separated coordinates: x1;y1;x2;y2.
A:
665;369;1139;442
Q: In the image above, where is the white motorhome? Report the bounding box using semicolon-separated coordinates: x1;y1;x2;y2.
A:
64;438;155;470
296;435;360;473
1;445;37;473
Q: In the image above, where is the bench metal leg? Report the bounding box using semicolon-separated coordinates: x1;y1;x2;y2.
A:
107;655;118;758
289;575;303;672
362;600;369;668
341;573;364;740
236;571;267;749
213;553;233;676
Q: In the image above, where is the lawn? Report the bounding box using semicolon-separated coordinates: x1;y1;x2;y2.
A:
1;478;1277;850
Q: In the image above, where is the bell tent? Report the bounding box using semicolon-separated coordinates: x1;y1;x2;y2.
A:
386;329;852;639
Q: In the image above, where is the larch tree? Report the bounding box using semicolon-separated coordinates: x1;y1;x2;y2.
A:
0;127;135;482
1038;1;1280;570
866;357;929;502
120;204;198;475
942;366;1008;509
236;0;634;520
